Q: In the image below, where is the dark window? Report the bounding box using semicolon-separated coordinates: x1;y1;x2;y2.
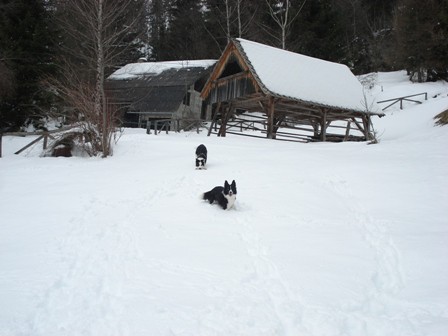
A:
219;58;243;78
183;92;191;106
201;101;207;120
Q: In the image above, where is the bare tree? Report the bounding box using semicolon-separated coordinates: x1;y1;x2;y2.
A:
225;0;232;42
265;0;307;49
236;0;242;37
55;0;145;157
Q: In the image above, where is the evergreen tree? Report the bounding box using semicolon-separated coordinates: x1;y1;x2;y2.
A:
291;0;346;62
164;0;218;60
148;0;171;60
0;0;58;131
361;0;396;72
393;0;448;81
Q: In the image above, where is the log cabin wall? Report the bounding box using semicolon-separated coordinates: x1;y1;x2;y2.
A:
210;72;256;104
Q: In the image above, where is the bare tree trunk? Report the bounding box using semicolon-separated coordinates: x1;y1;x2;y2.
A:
95;0;112;156
225;0;231;42
237;0;242;37
265;0;307;49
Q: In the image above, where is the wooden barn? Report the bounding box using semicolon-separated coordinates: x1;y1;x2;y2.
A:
201;38;384;142
106;60;216;130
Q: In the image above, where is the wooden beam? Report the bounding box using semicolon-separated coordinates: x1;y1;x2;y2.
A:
208;102;221;136
14;135;44;155
276;99;322;113
344;121;351;141
320;109;327;142
362;115;372;140
219;104;234;137
272;115;286;139
266;97;275;139
351;117;365;134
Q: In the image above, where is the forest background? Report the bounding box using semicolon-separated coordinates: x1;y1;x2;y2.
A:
1;0;447;137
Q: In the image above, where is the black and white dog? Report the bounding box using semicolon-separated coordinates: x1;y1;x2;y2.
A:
202;180;237;210
195;144;207;169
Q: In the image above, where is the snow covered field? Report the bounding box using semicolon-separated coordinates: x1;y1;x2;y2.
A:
1;71;447;335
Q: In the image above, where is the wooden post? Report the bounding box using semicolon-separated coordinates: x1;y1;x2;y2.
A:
219;104;233;137
272;115;285;139
266;97;275;139
362;115;371;140
0;133;2;158
146;121;151;134
321;109;327;142
344;121;351;141
43;132;48;150
351;117;365;135
154;121;158;135
217;108;226;137
208;102;221;136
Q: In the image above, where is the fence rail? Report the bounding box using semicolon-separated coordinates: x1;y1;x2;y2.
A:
146;118;205;135
377;92;427;111
0;126;75;158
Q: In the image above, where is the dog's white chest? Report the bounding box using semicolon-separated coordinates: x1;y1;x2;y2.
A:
224;194;236;210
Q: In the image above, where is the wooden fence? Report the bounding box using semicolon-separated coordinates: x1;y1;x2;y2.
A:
0;126;74;158
207;113;366;143
146;118;205;135
377;92;428;111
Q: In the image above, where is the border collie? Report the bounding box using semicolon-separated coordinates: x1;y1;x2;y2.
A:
202;180;237;210
195;144;207;169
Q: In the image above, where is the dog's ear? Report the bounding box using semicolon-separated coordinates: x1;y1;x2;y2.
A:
224;180;230;193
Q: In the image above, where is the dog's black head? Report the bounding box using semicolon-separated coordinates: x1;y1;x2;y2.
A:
224;180;237;196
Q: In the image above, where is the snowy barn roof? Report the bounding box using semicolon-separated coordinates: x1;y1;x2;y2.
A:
106;60;216;115
235;38;370;112
109;60;217;81
202;38;375;113
201;38;383;142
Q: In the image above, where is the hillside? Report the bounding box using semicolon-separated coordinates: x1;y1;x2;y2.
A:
0;71;447;336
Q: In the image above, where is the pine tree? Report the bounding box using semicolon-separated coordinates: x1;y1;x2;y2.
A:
164;0;218;60
148;0;171;60
290;0;346;62
393;0;448;81
0;0;57;131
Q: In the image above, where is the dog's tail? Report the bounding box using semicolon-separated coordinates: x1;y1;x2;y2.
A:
201;190;215;203
201;191;210;200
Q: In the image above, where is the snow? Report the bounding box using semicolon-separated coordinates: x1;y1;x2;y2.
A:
1;72;448;336
109;60;217;80
237;38;376;113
